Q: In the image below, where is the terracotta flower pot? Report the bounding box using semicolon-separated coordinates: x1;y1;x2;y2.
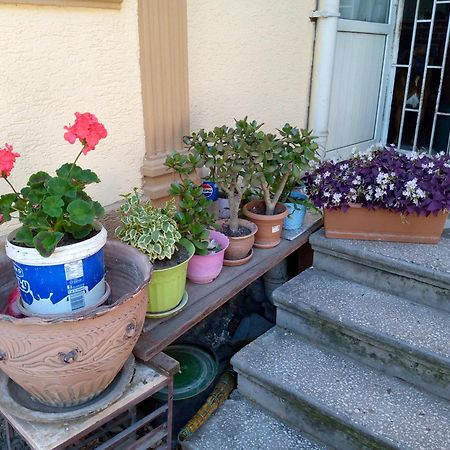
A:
324;204;448;244
219;219;258;266
243;200;289;248
0;240;152;407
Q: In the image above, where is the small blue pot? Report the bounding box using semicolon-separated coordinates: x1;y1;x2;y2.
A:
283;191;307;231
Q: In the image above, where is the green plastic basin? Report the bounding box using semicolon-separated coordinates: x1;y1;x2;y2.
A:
153;344;218;401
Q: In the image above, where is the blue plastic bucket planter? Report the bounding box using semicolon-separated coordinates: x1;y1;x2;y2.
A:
283;192;307;231
5;226;107;316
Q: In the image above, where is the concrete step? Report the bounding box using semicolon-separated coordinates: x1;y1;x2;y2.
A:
273;268;450;400
180;393;327;450
310;228;450;312
232;328;450;450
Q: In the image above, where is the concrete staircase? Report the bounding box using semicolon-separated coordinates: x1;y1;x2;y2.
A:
182;229;450;450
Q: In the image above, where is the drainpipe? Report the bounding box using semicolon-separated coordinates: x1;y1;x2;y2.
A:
308;0;340;158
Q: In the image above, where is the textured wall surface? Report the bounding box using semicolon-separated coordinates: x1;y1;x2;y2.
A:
187;0;316;132
0;0;144;235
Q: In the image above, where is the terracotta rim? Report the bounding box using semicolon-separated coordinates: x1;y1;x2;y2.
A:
0;240;153;325
217;218;258;239
242;200;289;221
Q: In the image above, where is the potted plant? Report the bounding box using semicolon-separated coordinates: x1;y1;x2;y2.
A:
0;113;109;315
280;186;308;231
243;123;319;248
0;114;152;408
115;189;195;314
166;154;229;284
303;145;450;243
178;123;258;266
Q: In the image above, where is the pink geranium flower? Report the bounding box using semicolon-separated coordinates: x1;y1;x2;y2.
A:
64;112;107;155
0;143;20;177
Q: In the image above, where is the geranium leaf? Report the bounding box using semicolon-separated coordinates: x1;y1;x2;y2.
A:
67;199;95;226
33;231;64;257
42;195;64;218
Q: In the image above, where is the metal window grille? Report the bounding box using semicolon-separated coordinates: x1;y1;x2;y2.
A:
389;0;450;153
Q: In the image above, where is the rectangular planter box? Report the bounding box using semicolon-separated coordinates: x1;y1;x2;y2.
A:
324;204;448;244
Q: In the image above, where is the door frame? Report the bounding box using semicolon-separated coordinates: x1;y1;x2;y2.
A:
327;0;399;157
380;0;407;145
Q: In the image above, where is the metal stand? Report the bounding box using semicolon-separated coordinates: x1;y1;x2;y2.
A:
1;354;179;450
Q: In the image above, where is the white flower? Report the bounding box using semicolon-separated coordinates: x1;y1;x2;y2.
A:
332;193;342;205
416;188;426;198
352;176;362;185
323;191;331;197
374;187;385;199
323;171;331;178
389;183;395;190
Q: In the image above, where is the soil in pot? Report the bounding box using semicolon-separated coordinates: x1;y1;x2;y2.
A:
152;245;190;270
220;223;251;238
243;200;288;249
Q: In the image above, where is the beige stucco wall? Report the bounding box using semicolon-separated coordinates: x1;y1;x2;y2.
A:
0;0;145;236
187;0;316;132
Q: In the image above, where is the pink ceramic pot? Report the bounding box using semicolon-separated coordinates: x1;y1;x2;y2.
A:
187;231;229;284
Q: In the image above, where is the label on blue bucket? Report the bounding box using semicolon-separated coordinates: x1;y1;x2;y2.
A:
65;260;86;310
14;249;105;314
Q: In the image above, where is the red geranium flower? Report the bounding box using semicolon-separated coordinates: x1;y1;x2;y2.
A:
0;143;20;177
64;112;107;155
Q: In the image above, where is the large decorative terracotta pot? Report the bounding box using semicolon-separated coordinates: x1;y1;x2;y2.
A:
243;200;289;248
0;240;152;407
324;204;448;244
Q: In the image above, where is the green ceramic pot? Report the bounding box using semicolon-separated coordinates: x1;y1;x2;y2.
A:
147;239;195;314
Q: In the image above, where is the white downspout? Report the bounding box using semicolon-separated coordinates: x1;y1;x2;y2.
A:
308;0;340;158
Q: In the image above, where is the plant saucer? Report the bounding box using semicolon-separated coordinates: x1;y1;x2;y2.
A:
146;291;189;319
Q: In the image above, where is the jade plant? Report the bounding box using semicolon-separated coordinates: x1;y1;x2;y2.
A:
115;188;181;262
0;112;107;257
165;153;218;255
180;120;265;234
248;123;319;215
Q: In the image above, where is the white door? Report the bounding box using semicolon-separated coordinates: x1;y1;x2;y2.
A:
326;0;396;158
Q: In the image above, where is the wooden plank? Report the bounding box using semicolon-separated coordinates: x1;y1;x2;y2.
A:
134;213;322;361
147;352;180;377
1;363;167;450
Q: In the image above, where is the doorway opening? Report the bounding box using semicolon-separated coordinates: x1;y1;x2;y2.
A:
386;0;450;153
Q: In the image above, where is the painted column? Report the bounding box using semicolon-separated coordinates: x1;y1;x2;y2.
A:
308;0;340;158
138;0;190;204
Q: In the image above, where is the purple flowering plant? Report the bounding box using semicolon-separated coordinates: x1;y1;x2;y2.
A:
303;146;450;216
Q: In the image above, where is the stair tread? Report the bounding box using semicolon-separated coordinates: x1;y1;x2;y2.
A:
274;268;450;361
310;228;450;287
232;328;450;450
181;393;326;450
